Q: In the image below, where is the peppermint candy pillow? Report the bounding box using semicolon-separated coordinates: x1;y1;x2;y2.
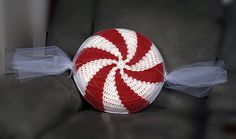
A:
10;28;226;114
72;28;165;114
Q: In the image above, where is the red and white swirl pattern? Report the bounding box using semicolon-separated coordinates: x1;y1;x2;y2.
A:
73;28;165;114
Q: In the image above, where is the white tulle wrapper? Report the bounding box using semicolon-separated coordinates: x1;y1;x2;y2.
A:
165;61;227;97
7;46;73;79
7;46;227;97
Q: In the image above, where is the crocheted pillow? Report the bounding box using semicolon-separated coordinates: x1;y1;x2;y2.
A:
72;28;165;114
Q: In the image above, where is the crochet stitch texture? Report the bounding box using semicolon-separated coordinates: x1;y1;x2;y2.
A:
73;28;165;114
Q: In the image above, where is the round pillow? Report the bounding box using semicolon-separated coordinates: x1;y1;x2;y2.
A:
72;28;165;114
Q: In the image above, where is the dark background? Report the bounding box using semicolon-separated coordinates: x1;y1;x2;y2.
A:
1;0;236;139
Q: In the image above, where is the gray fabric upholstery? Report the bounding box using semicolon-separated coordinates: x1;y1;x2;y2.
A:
205;114;236;139
207;71;236;112
0;75;82;139
220;1;236;70
204;71;236;138
47;0;95;58
152;89;207;116
41;108;203;139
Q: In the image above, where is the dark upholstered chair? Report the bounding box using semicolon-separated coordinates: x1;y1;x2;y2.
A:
1;0;236;138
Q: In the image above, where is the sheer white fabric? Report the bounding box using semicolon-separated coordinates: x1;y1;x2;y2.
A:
8;46;73;79
165;61;227;97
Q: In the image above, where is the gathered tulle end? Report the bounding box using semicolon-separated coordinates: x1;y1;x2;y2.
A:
6;46;73;79
165;61;227;97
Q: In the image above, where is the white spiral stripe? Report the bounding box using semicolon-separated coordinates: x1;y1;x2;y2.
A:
82;35;122;60
116;28;138;63
147;82;164;103
127;44;163;71
77;59;115;93
121;73;158;102
103;67;128;113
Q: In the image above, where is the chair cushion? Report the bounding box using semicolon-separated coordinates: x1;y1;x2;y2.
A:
152;88;207;116
41;108;202;139
207;71;236;112
0;75;82;139
46;0;95;58
204;114;236;139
